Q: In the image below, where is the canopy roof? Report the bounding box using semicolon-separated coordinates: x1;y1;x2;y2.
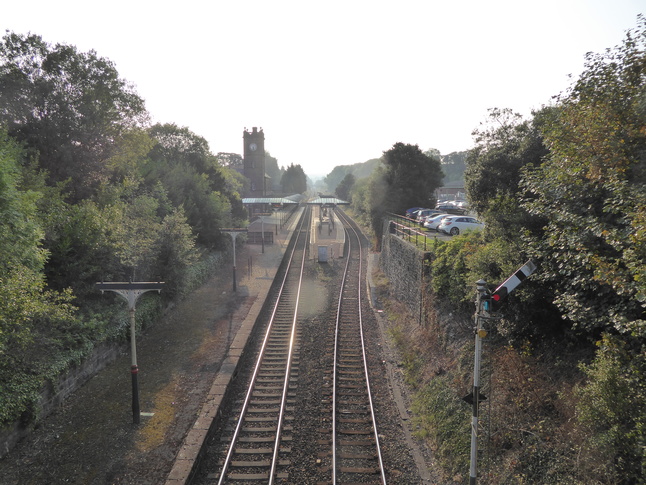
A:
308;197;349;205
242;197;299;204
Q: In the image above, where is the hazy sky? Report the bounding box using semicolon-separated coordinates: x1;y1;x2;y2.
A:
2;1;643;178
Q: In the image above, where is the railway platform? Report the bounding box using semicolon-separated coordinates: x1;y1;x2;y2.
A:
309;204;345;261
165;207;304;484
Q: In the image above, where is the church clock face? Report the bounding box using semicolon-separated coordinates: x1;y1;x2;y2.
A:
249;142;257;152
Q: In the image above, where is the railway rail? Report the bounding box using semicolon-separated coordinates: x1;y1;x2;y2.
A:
213;206;312;484
196;207;390;484
326;209;387;484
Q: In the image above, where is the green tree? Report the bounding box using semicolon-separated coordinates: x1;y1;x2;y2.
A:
522;17;646;336
264;152;284;193
0;32;148;200
381;142;443;214
367;143;443;240
0;130;78;424
465;108;549;242
144;124;238;247
281;163;307;194
440;151;467;184
335;173;355;201
576;335;646;483
215;152;243;171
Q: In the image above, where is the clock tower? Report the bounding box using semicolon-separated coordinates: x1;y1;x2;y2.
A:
243;127;266;197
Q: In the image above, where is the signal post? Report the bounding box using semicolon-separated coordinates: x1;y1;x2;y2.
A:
468;261;536;484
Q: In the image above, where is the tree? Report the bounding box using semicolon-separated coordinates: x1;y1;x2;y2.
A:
440;151;467;184
335;173;355;201
144;124;239;247
264;152;284;193
0;130;78;424
464;107;549;242
381;143;443;214
0;32;148;200
216;152;243;171
281;163;307;194
522;17;646;336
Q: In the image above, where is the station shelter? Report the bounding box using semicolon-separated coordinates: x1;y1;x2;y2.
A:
242;196;302;245
308;197;349;262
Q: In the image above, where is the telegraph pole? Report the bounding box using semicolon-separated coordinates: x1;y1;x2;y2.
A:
96;281;164;424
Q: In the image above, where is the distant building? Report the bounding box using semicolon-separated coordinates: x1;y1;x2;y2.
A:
435;180;465;201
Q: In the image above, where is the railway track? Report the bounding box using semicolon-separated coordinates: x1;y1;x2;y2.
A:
212;207;311;484
324;210;386;485
196;207;388;484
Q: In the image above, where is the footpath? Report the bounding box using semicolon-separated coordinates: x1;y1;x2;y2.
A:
0;210;301;485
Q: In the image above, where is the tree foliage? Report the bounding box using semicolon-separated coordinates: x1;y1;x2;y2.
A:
335;173;355;202
465;108;549;243
281;163;307;194
323;158;380;193
0;32;148;200
144;123;240;247
360;143;443;241
381;143;443;215
440;151;467;184
0;33;249;427
522;17;646;337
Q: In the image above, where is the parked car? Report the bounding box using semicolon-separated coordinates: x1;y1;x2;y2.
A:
405;207;424;218
423;213;450;231
415;208;441;223
435;204;467;215
437;216;484;235
408;208;429;220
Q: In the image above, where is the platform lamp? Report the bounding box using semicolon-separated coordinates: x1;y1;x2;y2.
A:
96;280;164;424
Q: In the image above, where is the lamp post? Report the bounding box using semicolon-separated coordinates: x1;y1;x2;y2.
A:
258;216;272;254
222;229;248;292
96;281;164;424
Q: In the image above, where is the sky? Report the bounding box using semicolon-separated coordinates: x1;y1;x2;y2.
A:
2;1;643;179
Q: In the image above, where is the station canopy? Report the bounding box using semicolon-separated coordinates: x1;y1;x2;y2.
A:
308;197;349;205
242;197;299;204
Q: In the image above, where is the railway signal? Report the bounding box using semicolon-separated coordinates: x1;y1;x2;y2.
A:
469;260;537;485
487;260;537;312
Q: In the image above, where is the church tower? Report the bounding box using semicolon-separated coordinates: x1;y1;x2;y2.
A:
243;127;266;197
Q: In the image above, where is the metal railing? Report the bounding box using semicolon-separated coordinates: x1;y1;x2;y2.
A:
387;213;440;251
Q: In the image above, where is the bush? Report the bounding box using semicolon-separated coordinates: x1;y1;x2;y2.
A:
575;334;646;484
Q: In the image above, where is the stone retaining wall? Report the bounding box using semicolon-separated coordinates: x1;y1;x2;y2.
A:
379;222;429;325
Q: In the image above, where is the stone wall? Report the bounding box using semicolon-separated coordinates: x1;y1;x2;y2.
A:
379;223;429;324
0;342;122;458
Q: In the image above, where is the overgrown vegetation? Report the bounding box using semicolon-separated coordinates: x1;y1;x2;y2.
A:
353;17;646;484
0;33;248;428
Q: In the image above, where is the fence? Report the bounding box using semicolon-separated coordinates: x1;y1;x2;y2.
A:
387;213;440;251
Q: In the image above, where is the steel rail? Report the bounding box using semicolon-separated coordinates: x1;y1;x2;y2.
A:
268;208;309;484
332;210;387;484
217;207;310;485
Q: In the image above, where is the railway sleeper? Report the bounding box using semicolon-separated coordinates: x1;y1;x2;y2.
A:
230;459;291;467
338;429;373;435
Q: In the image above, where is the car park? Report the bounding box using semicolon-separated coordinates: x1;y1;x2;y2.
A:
424;213;450;231
437;216;484;235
